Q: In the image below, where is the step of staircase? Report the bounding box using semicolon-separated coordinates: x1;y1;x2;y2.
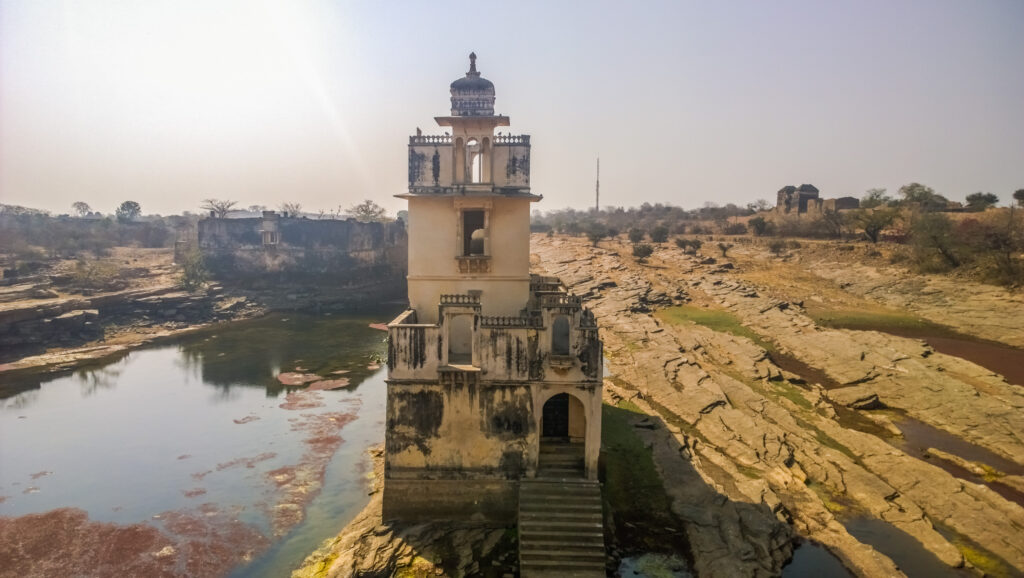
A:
519;478;605;578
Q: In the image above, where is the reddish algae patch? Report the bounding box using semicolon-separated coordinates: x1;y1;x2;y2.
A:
0;507;265;578
215;452;276;471
278;390;325;410
305;378;350;391
275;372;320;386
261;408;361;536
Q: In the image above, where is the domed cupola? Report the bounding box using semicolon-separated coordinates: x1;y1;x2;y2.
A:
450;52;495;117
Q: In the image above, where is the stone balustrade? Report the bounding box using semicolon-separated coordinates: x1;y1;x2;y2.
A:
440;293;481;305
409;134;452;145
541;294;582;308
478;315;543;328
493;135;530;145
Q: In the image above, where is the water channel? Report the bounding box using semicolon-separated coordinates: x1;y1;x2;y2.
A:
0;311;398;577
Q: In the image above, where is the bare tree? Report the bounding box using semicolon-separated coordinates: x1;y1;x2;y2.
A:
247;204;267;214
279;202;302;216
200;199;237;218
746;199;773;212
72;201;91;216
344;200;388;223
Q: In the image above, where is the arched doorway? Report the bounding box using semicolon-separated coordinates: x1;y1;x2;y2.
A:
539;393;586;478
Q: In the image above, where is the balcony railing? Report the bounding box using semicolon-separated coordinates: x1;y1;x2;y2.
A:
409;135;452;145
494;134;530;145
440;293;481;305
541;294;582;308
456;255;491;274
479;315;543;328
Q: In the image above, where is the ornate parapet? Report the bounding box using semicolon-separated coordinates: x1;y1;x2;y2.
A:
493;134;530;145
541;294;582;309
440;293;481;306
409;134;452;145
456;256;491;274
479;315;543;328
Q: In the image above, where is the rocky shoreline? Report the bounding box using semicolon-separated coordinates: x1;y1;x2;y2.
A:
292;446;518;578
0;283;266;377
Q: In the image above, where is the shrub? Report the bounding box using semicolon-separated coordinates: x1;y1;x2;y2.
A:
768;240;787;255
717;242;734;257
628;228;645;244
675;238;702;254
748;216;770;236
632;243;654;261
910;212;961;270
586;223;608;246
650;226;669;243
70;259;120;290
179;249;208;292
722;222;748;235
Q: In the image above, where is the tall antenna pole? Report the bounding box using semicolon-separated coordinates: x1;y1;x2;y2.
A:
595;157;600;212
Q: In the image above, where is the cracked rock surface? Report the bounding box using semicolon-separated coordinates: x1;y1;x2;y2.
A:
532;235;1024;577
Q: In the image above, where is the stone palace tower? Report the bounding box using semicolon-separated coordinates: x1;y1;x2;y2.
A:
384;54;604;525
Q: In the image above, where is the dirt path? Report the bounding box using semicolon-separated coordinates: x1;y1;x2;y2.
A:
531;235;1024;577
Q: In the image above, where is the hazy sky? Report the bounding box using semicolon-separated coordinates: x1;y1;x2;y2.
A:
2;0;1022;216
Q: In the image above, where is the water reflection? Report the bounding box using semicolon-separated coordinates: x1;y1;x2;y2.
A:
171;315;388;397
74;362;125;397
842;517;971;578
0;311;398;578
782;540;852;577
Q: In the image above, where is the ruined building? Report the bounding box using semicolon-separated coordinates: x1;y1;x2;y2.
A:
776;184;859;215
384;55;605;555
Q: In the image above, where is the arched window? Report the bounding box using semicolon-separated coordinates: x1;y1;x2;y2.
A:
552;316;570;356
462;210;485;256
466;138;482;183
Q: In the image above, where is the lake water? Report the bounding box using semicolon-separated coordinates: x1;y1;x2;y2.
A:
0;312;396;577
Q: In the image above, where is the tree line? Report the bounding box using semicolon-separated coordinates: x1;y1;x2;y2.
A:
532;185;1024;287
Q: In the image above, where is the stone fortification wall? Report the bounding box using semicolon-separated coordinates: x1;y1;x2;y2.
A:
197;216;407;281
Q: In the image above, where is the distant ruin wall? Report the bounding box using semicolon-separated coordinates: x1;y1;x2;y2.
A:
775;185;859;215
197;216;408;287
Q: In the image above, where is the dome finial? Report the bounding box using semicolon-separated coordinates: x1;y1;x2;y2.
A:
468;52;477;74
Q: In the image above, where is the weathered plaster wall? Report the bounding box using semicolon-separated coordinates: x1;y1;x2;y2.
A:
386;381;536;478
197;217;407;281
406;196;532;323
409;143;453;188
491;143;530;188
382;479;517;523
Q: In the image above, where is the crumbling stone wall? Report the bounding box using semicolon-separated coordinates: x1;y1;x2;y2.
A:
197;216;407;281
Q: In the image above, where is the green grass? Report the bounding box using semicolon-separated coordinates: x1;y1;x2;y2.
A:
805;306;958;339
805;480;854;514
655;305;775;351
934;523;1020;578
771;380;814;410
602;402;690;554
809;425;859;463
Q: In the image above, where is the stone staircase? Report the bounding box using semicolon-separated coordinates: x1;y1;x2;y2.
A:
518;454;606;578
536;440;585;478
